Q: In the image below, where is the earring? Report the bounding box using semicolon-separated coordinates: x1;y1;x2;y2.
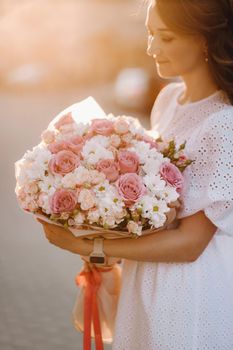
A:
203;45;209;62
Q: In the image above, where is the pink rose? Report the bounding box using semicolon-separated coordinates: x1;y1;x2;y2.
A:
48;138;84;156
67;135;85;155
54;112;73;130
96;159;119;182
90;119;114;136
50;189;77;214
118;150;139;174
117;173;146;207
48;140;70;154
49;150;80;176
160;162;184;193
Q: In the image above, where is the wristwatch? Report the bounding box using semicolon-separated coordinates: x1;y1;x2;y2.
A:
89;238;106;265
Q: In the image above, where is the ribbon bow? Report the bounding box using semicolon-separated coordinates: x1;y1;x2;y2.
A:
76;262;113;350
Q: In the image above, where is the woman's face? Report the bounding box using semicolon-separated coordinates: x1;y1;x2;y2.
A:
146;2;206;79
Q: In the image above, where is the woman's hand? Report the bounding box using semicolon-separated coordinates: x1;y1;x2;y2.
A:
37;218;93;256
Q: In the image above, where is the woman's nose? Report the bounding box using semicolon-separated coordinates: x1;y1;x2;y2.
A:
147;35;161;57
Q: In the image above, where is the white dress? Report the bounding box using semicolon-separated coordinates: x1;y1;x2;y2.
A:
112;82;233;350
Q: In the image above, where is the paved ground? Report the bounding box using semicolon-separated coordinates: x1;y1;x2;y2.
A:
0;85;150;350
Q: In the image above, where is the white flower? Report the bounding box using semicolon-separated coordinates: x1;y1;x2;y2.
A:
38;193;51;214
142;158;162;175
150;212;167;228
128;140;151;163
135;195;170;229
73;166;91;185
102;216;116;228
93;181;125;224
82;135;113;165
61;172;78;189
38;174;62;193
159;185;180;203
74;212;85;225
87;210;100;224
15;144;52;186
78;188;96;210
143;174;166;194
127;221;142;236
74;122;89;136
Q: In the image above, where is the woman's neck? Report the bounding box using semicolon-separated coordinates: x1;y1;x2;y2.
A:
179;68;219;105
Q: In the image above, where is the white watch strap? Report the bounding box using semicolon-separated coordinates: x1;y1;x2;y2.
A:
93;238;105;255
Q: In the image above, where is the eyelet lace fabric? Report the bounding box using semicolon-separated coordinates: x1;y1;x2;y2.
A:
112;83;233;350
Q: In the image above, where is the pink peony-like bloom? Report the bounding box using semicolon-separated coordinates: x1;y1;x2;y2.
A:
96;159;120;182
160;162;184;193
114;118;130;134
118;150;139;174
41;129;55;144
25;182;39;194
110;134;121;148
54;112;73;130
78;188;96;211
90;119;114;136
48;150;80;176
117;173;146;207
50;189;77;214
48;137;84;155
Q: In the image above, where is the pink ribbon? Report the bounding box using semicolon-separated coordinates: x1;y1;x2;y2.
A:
76;263;113;350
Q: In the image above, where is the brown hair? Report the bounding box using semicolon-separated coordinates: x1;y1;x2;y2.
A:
153;0;233;104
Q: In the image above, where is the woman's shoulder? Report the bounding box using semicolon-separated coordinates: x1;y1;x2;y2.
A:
203;101;233;132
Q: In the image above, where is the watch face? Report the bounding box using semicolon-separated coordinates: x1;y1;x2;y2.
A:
90;256;105;264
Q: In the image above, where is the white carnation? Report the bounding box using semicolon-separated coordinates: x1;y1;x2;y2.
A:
82;136;113;165
73;166;91;185
16;144;52;186
61;172;78;189
128;140;151;163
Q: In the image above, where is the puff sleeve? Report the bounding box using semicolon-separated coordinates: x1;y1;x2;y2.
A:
177;107;233;236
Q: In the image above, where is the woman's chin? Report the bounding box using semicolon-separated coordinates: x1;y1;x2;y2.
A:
156;69;177;79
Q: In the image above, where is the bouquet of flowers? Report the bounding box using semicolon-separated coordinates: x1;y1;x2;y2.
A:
15;98;191;239
15;97;192;349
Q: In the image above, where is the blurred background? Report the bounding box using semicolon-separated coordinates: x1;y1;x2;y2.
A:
0;1;170;349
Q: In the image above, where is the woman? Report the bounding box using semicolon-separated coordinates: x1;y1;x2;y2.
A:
39;0;233;348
